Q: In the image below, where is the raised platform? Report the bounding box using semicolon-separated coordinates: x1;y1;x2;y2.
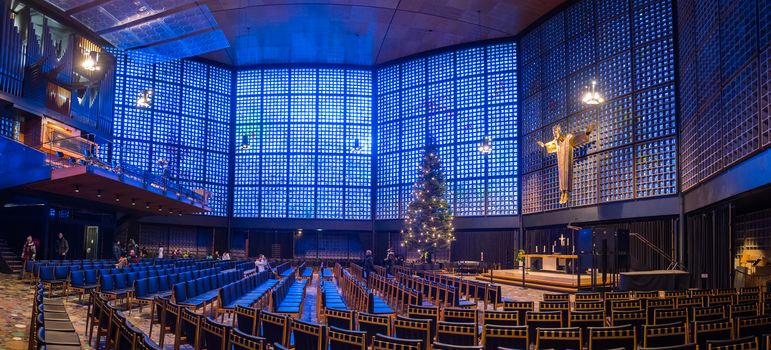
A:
480;268;616;293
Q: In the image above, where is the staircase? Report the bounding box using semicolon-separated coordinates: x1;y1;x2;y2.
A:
0;238;22;274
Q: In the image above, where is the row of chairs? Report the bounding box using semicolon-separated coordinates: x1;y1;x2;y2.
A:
337;264;394;315
397;272;476;308
216;269;278;319
130;267;224;312
320;262;334;280
271;267;308;318
31;283;83;349
370;272;423;312
415;270;508;309
171;269;241;314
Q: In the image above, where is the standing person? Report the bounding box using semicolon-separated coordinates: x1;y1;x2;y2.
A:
384;248;396;276
157;245;164;259
221;251;231;260
255;254;270;273
129;239;139;256
363;250;375;283
21;236;36;279
56;232;69;260
213;250;220;260
112;241;122;260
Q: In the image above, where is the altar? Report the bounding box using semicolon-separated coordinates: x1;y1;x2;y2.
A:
524;254;577;273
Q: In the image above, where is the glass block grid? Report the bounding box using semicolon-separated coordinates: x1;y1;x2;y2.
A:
111;53;231;216
376;42;518;218
678;0;767;191
234;67;372;219
520;0;678;213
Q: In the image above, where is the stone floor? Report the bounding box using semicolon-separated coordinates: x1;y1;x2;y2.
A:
0;271;547;349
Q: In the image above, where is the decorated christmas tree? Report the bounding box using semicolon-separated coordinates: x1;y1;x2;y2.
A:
400;142;455;259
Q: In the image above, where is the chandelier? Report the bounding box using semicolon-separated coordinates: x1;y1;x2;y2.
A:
582;80;604;105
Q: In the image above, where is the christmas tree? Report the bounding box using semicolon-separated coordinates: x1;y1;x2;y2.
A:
400;142;455;257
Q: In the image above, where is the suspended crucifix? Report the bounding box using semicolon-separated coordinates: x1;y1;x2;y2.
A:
537;124;595;204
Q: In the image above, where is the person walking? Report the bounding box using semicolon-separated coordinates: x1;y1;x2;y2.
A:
112;241;122;260
56;232;69;260
21;236;36;279
364;250;375;284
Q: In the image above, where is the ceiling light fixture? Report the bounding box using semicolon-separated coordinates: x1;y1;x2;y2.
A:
582;80;604;105
74;185;80;193
478;136;492;154
145;202;150;209
158;205;163;212
131;198;136;206
97;190;102;198
115;195;120;202
136;89;152;108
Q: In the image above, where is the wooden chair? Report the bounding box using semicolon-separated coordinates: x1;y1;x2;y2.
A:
574;300;604;312
535;327;581;350
604;291;632;315
639;344;696;350
234;305;260;336
707;295;733;308
259;311;289;348
481;310;518;327
373;333;422;350
179;306;203;350
636;291;659;299
229;328;265;350
291;319;326;350
693;318;733;350
611;299;643;313
525;311;562;344
736;315;771;341
642;322;688;348
325;308;355;330
664;291;689;299
432;343;483;350
481;324;527;350
201;316;229;350
575;292;602;302
539;301;570;326
694;305;727;322
653;308;689;325
568;310;604;343
646;298;675;324
588;325;636;350
139;335;162;350
731;302;759;319
707;336;759;350
611;309;646;335
356;312;392;346
502;301;534;326
543;293;570;301
394;316;432;350
443;307;477;325
408;304;440;340
327;326;367;350
436;321;476;346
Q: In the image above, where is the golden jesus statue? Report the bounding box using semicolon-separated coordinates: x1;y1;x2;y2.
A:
537;124;595;204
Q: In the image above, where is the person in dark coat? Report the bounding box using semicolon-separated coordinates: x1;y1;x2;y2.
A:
363;250;375;284
384;248;396;277
112;241;122;260
56;232;69;260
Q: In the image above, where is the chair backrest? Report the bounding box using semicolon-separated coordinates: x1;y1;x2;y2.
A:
291;319;326;350
536;327;582;350
736;315;771;340
443;307;477;324
502;301;534;326
643;321;688;348
180;306;202;348
54;266;69;279
229;327;265;350
201;316;229;350
394;316;432;350
588;325;636;350
325;308;354;330
543;293;570;301
327;326;367;350
569;310;605;341
431;343;483;350
481;324;527;350
575;300;605;312
260;311;288;347
693;318;734;350
639;344;696;350
575;292;602;301
481;310;518;327
373;333;422;350
436;321;476;346
654;307;689;325
235;305;259;336
731;302;759;319
70;270;85;287
707;336;759;350
539;300;570;326
694;305;727;322
525;311;562;343
357;312;392;346
407;304;439;337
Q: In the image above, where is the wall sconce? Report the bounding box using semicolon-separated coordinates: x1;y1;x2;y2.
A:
82;51;100;71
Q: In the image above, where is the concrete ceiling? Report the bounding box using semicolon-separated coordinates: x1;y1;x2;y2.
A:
37;0;565;66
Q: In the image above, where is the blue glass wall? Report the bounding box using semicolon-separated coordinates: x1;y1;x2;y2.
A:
375;42;519;219
234;68;372;219
678;0;770;190
111;55;232;216
519;0;677;214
